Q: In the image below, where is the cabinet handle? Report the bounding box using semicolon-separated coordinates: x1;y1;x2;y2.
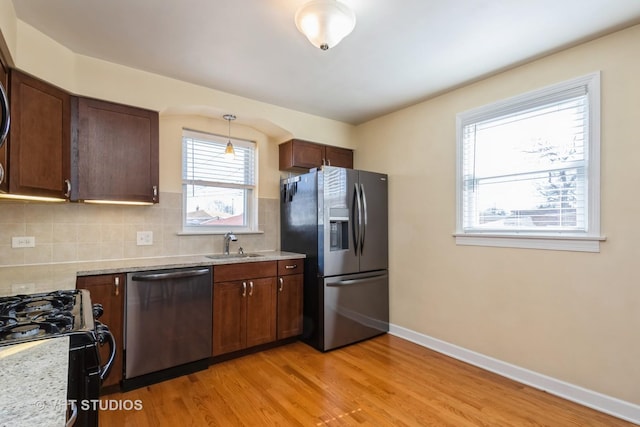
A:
114;276;119;296
0;163;4;185
64;179;71;198
278;277;284;292
285;264;297;270
242;281;247;297
249;281;254;296
152;185;158;201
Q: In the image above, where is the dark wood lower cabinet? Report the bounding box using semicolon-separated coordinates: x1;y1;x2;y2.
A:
76;274;124;390
212;281;246;356
75;259;303;389
277;259;304;340
245;277;277;348
212;277;277;356
212;259;303;357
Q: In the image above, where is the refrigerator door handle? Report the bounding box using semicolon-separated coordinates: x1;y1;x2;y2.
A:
352;183;361;255
360;183;367;254
326;272;388;287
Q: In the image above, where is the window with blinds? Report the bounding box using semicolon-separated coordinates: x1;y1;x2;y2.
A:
455;73;601;251
182;129;256;231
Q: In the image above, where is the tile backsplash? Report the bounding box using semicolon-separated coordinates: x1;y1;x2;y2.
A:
0;192;280;266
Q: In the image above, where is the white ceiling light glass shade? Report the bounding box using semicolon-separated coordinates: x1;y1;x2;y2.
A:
295;0;356;50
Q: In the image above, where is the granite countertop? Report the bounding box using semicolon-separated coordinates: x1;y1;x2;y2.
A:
0;251;306;296
76;250;305;276
0;336;69;427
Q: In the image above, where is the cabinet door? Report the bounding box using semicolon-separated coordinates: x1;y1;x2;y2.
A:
76;274;124;389
325;145;353;169
277;274;303;339
279;139;354;172
291;140;324;169
74;97;158;203
279;139;323;171
245;277;277;348
6;70;70;198
213;281;247;356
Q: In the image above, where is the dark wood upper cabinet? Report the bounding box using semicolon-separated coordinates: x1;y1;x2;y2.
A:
3;70;71;198
71;97;159;203
0;69;159;204
279;139;353;172
324;145;354;169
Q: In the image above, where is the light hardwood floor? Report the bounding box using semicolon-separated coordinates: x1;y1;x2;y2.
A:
100;334;634;426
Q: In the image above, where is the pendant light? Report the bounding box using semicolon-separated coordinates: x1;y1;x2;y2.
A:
295;0;356;51
223;114;236;160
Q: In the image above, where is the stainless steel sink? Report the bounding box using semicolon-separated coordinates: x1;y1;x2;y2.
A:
205;253;264;260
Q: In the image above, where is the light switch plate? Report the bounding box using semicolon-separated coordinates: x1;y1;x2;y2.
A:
136;231;153;246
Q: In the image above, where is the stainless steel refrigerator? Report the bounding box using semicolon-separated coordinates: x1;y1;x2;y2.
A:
281;166;389;351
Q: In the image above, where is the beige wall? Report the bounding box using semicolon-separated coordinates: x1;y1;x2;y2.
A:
8;18;355;150
0;6;352;286
354;24;640;405
1;0;639;411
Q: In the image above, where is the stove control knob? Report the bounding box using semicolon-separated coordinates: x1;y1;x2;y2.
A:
92;303;104;319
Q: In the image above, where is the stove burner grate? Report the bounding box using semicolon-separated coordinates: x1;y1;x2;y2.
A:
1;322;61;341
24;300;54;313
0;290;80;344
9;324;41;339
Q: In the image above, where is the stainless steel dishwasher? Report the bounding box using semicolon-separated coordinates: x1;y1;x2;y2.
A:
123;266;212;390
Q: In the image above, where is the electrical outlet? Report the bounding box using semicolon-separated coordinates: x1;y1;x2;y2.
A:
11;236;36;248
136;231;153;246
11;283;35;294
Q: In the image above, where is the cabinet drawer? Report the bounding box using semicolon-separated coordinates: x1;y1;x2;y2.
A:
277;259;303;276
214;261;277;283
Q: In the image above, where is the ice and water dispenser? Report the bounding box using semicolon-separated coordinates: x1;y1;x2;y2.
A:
329;208;350;251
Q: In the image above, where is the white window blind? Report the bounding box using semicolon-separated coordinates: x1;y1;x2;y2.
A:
456;73;602;251
182;129;256;231
182;130;255;188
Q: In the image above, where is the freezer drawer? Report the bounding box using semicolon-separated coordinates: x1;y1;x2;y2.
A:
323;270;389;351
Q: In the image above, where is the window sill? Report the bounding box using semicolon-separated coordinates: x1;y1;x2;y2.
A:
177;230;265;236
453;233;606;252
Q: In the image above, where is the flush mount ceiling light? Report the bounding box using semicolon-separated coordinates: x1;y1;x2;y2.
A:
295;0;356;51
223;114;236;160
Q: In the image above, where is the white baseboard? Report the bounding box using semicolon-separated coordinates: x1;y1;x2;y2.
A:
389;324;640;425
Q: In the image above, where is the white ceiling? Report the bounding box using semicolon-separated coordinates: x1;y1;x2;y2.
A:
11;0;640;124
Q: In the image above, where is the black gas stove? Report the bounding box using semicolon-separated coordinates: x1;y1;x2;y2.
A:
0;289;115;427
0;290;86;344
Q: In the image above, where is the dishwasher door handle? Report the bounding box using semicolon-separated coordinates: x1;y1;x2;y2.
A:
130;268;211;281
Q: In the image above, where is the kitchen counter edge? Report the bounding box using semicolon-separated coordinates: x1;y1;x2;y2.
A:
76;251;306;276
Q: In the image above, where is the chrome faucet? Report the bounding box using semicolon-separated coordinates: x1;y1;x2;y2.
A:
223;232;237;255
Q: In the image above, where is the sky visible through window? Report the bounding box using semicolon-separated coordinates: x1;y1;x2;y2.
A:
465;97;585;229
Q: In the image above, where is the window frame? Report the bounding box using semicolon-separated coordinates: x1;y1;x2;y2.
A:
454;72;604;252
181;128;258;235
